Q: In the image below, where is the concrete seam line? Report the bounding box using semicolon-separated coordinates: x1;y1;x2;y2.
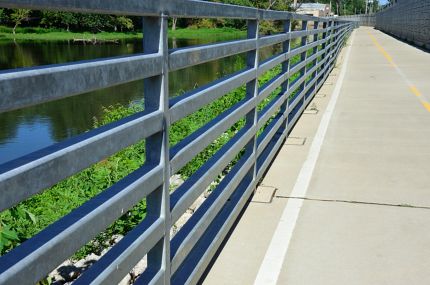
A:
277;196;430;211
253;29;356;285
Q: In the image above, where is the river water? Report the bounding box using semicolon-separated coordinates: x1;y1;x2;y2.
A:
0;36;278;164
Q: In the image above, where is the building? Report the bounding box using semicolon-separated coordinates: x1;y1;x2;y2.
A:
296;3;332;17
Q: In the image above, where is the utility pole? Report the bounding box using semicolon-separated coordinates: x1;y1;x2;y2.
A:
365;0;368;14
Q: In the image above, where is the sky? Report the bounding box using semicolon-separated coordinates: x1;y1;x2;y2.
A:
379;0;389;4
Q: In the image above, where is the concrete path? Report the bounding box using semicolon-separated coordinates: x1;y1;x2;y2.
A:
202;27;430;285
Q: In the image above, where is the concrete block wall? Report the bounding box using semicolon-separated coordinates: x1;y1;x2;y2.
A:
376;0;430;49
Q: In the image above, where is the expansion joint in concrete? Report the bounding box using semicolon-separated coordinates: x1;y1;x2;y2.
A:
277;196;430;211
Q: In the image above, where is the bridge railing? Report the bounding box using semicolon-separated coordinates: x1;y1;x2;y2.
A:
0;1;353;284
337;14;375;27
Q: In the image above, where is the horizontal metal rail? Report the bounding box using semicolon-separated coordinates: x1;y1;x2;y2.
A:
0;0;328;21
0;54;163;113
0;110;163;212
0;0;353;284
169;39;256;71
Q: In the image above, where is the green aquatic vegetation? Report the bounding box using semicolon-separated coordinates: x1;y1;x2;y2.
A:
0;55;309;259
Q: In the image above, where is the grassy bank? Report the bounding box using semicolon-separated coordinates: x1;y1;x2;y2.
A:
169;27;245;39
0;26;245;41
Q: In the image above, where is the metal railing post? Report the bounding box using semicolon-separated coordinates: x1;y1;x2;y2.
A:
319;20;329;82
321;21;329;59
326;20;335;77
280;19;291;135
245;19;259;185
299;20;308;105
142;15;171;284
334;22;340;59
335;21;342;63
309;21;319;99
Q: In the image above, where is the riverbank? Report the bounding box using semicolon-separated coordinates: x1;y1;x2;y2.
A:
0;26;245;41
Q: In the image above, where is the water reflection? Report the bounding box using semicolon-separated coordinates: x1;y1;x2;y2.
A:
0;37;278;164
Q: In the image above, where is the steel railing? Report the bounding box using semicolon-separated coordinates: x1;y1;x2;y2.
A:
337;14;375;27
0;1;353;284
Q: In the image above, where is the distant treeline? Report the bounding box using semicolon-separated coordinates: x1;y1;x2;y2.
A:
0;8;252;34
0;0;379;34
0;9;140;34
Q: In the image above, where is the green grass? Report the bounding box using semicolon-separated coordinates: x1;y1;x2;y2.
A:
0;26;141;41
0;26;245;41
168;27;245;39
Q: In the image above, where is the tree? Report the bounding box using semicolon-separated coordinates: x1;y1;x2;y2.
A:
172;17;178;31
114;16;134;32
0;9;7;25
61;12;79;31
79;14;111;32
41;11;78;31
11;9;30;35
40;11;59;28
371;0;380;13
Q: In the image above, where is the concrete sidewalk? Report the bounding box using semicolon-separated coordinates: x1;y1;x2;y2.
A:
202;27;430;285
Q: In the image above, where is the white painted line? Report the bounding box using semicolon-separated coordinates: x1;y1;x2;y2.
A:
253;30;356;285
